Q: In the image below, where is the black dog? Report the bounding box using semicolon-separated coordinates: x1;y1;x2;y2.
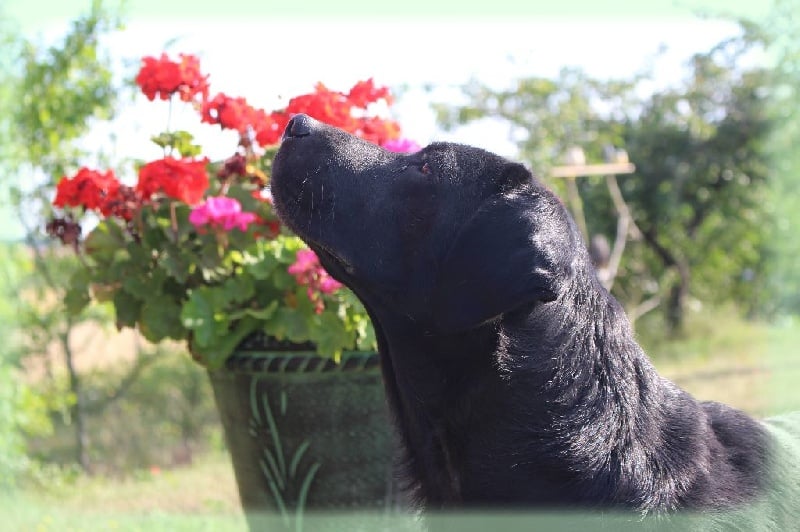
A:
271;114;794;520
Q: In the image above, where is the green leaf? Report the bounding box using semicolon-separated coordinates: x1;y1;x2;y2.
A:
172;203;195;240
84;220;127;265
139;296;184;343
180;288;229;348
199;316;259;370
159;241;193;283
64;285;91;316
63;270;91;316
311;310;355;358
266;307;310;343
221;275;255;305
245;252;279;280
112;289;142;330
150;130;203;157
142;221;168;250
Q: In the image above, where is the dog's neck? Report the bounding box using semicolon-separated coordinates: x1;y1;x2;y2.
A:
371;311;506;507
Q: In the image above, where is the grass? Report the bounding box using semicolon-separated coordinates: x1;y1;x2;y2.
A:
3;452;248;531
639;308;800;417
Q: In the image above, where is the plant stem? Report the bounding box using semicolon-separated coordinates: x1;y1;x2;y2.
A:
170;201;179;241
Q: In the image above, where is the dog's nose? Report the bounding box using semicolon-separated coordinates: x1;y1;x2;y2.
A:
283;114;314;140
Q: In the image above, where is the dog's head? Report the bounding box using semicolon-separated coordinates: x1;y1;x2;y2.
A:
272;114;580;334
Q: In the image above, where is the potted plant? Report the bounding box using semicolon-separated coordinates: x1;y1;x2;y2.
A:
46;52;419;525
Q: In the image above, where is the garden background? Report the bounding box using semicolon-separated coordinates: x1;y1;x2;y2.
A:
1;0;799;529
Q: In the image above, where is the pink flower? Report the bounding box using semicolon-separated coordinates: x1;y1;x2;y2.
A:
319;276;343;294
287;249;319;275
381;138;421;153
288;249;343;312
189;196;257;232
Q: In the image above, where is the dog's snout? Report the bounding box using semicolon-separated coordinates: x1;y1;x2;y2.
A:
283;114;314;140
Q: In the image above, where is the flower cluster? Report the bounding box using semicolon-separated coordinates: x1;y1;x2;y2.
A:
284;81;400;146
53;167;125;216
52;157;213;221
189;196;257;232
137;156;210;206
200;80;402;148
201;93;289;147
49;51;420;367
135;53;209;103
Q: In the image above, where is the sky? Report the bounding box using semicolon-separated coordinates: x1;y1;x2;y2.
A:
0;0;773;240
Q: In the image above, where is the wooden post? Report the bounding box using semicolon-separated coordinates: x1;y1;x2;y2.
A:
549;161;636;292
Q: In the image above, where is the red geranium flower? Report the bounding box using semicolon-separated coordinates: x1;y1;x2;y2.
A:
285;83;358;132
357;116;401;146
281;81;398;145
54;167;144;220
54;167;121;212
135;53;209;103
137;157;210;205
201;93;255;132
347;78;392;107
201;93;290;147
253;111;290;147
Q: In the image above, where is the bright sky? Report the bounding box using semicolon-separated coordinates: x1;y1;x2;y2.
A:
1;0;772;239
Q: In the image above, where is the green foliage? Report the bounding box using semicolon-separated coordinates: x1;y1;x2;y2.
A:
0;244;52;490
151;130;204;158
10;0;124;181
78;200;373;368
620;38;772;320
2;1;134;474
0;366;34;491
0;243;30;359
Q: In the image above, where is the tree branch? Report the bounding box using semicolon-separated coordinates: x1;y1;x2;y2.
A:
600;174;642;291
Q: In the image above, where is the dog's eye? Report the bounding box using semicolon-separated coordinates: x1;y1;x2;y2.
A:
400;162;433;179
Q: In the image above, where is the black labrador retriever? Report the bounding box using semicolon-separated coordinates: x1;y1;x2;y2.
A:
271;114;796;522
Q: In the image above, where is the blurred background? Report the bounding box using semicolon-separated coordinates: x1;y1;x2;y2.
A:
1;0;799;529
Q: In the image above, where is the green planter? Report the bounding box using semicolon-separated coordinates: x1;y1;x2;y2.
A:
208;337;402;529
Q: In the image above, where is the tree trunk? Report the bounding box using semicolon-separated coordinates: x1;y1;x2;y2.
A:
62;326;90;472
666;260;691;333
641;227;691;334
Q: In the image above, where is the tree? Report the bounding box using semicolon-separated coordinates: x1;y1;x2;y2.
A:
434;24;773;331
621;35;772;328
1;1;129;471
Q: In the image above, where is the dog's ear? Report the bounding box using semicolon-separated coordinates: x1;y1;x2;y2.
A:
495;162;534;192
433;191;570;334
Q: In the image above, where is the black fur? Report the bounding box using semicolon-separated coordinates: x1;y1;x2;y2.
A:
271;114;772;514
